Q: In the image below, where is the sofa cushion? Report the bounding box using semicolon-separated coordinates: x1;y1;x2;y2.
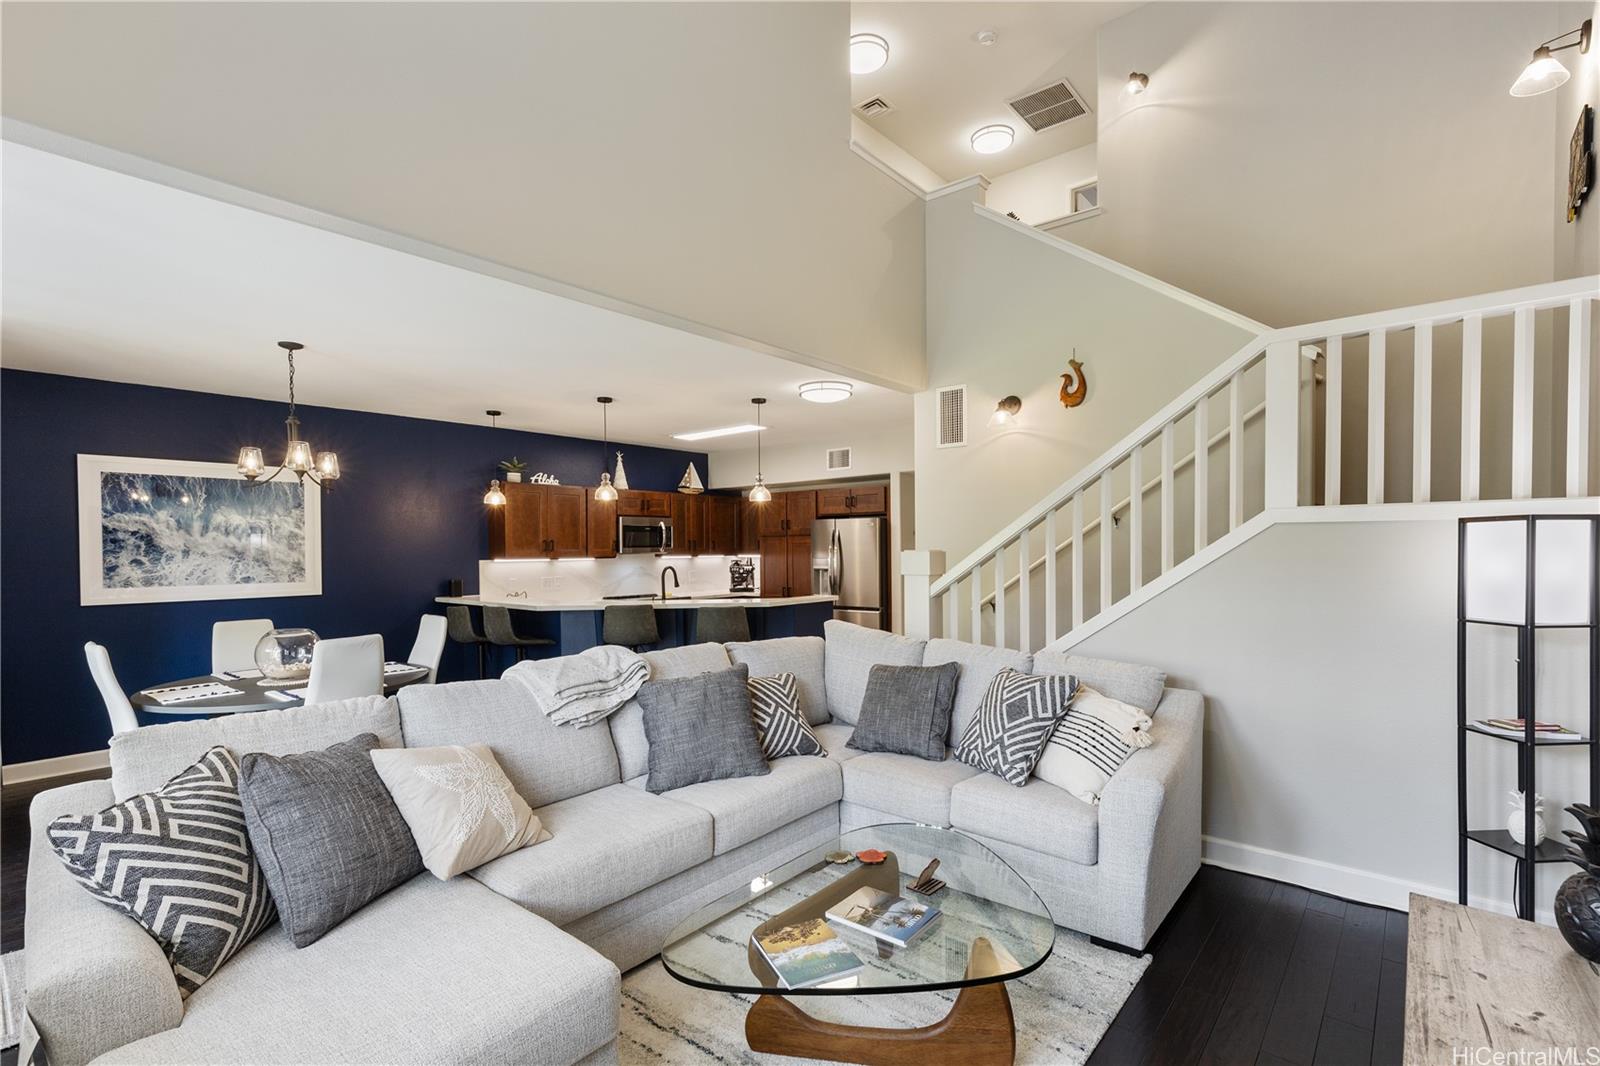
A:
1032;651;1166;714
725;636;828;725
949;773;1099;865
840;752;979;826
847;662;961;760
814;723;864;763
610;643;734;780
639;664;769;793
626;756;843;855
822;620;926;725
397;678;620;809
110;695;399;801
469;783;711;925
100;872;620;1066
923;639;1033;745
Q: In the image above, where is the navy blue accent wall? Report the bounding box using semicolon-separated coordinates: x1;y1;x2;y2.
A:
0;369;711;764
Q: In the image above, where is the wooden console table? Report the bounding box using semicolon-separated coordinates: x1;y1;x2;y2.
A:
1404;894;1600;1065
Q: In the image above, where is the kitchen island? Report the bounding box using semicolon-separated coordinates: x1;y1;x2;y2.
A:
434;594;836;655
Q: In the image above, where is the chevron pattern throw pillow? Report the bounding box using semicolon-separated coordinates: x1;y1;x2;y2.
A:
954;668;1077;786
48;746;277;996
747;672;826;759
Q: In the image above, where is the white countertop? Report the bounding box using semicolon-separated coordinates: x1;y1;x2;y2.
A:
435;594;837;612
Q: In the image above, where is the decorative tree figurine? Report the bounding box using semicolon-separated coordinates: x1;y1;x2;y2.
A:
613;451;629;491
1554;803;1600;962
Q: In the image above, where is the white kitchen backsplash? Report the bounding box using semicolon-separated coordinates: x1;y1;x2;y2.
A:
478;554;758;605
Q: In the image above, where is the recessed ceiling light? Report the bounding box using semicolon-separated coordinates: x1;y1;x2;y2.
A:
850;33;889;75
671;423;766;442
971;124;1014;155
799;381;853;404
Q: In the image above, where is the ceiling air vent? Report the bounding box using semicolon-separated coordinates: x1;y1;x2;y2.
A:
936;385;967;449
1006;80;1089;133
856;97;895;117
826;447;853;472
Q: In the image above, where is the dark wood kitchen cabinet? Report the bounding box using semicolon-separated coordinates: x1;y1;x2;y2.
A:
587;495;617;558
617;490;672;518
703;496;739;554
757;491;817;537
816;484;887;517
490;482;588;558
759;534;814;598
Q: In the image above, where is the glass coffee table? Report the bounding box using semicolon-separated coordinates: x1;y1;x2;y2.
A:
661;823;1055;1065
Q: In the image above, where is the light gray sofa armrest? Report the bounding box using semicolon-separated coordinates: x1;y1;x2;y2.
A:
24;780;184;1066
1093;687;1204;949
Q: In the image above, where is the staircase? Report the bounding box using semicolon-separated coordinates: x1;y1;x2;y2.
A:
904;276;1600;654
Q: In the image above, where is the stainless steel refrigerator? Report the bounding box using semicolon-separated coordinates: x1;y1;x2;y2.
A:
812;516;887;630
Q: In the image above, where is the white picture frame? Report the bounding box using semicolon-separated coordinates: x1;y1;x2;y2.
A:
77;454;323;606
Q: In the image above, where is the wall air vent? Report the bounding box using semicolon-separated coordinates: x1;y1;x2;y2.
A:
936;385;967;448
826;447;853;472
856;97;895;117
1006;80;1089;133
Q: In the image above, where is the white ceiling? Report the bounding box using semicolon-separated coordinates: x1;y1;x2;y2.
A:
850;2;1139;182
0;144;911;455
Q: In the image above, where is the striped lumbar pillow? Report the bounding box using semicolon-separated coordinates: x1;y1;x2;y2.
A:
1032;685;1154;805
747;672;826;759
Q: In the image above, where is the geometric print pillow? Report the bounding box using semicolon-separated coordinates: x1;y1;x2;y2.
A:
48;746;277;997
953;668;1077;786
747;673;826;759
1032;685;1155;805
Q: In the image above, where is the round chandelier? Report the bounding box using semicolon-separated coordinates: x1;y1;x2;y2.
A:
236;341;340;489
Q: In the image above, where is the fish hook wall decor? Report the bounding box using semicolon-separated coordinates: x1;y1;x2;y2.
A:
1060;353;1088;408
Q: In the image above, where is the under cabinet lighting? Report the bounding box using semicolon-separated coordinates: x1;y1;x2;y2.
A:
850;33;889;75
971;125;1014;155
671;423;765;442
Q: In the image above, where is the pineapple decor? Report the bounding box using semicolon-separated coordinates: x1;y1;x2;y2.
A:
1554;803;1600;963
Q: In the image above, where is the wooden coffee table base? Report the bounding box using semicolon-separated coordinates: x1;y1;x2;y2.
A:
744;937;1018;1066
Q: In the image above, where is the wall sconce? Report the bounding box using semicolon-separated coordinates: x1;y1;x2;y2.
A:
989;396;1023;427
1510;18;1591;97
1127;72;1149;95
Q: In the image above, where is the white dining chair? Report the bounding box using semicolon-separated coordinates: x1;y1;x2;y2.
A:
302;634;384;705
212;618;274;675
84;642;139;735
407;615;449;684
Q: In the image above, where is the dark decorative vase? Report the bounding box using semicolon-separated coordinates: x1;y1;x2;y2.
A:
1554;803;1600;963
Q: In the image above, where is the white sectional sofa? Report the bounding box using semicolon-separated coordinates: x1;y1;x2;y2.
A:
23;622;1202;1066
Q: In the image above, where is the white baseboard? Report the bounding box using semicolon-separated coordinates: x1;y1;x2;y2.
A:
3;749;110;785
1201;835;1557;924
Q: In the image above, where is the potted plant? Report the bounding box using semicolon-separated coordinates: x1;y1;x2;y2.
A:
499;457;528;483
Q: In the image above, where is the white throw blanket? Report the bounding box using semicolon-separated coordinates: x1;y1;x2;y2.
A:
504;646;648;728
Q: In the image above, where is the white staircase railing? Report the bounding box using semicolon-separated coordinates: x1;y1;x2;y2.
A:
906;276;1599;654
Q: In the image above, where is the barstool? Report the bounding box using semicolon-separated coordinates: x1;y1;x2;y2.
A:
602;604;659;652
445;604;493;679
695;606;750;645
482;606;557;665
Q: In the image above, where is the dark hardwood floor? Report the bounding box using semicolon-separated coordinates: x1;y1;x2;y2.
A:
1089;866;1406;1066
2;774;1404;1066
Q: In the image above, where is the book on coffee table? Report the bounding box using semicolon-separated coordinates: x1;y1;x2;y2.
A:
825;886;941;947
754;918;865;989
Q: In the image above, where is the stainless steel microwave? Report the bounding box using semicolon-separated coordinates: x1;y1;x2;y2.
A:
618;515;674;554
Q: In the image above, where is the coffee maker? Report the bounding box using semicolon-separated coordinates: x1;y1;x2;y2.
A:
728;557;756;593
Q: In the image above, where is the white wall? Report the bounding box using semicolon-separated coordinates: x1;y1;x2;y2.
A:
1071;514;1594;919
1;2;928;390
917;187;1259;564
984;144;1098;225
851;115;947;193
707;423;913;489
1066;2;1563;328
1552;1;1600;281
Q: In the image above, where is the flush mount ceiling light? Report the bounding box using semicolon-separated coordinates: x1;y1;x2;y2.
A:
1127;71;1150;95
594;397;618;503
748;397;772;503
236;341;340;489
850;33;889;75
989;395;1023;427
971;124;1014;155
671;423;765;442
1510;19;1591;97
799;381;853;404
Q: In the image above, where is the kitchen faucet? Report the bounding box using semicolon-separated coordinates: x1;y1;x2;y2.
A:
660;565;680;601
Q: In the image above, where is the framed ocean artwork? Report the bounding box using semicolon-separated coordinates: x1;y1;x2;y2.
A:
77;454;322;606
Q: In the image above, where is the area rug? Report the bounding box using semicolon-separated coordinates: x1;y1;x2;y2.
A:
2;950;22;1052
618;929;1148;1066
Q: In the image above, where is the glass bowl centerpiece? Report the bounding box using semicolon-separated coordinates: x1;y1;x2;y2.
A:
254;627;319;680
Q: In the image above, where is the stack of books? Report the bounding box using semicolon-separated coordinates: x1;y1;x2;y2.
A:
825;886;941;947
753;918;864;989
1473;718;1583;741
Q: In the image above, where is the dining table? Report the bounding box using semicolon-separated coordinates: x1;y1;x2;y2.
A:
129;662;431;716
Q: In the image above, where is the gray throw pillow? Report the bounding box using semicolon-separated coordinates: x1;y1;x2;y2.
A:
239;732;423;947
638;663;770;793
846;662;961;761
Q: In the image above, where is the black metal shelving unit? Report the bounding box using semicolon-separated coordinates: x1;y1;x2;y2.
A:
1457;514;1598;921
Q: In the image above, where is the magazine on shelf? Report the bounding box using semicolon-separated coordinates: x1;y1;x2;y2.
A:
825;886;941;947
1474;718;1583;740
753;918;865;989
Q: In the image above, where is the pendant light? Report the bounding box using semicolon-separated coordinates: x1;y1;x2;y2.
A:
482;410;506;505
236;341;340;489
594;397;618;502
748;397;772;503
